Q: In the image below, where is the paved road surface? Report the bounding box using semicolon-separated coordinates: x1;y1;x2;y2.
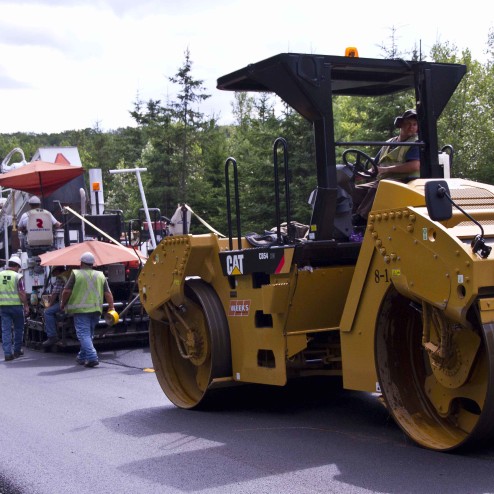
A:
1;345;494;494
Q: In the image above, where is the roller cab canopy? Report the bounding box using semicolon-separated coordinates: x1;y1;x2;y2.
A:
217;53;466;240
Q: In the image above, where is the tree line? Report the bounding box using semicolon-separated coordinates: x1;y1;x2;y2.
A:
1;34;494;237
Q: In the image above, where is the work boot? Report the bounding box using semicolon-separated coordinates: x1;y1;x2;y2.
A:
4;354;14;361
13;350;24;358
75;357;85;365
42;336;60;347
85;360;99;368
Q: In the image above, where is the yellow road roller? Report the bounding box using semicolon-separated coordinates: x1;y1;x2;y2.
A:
139;52;494;451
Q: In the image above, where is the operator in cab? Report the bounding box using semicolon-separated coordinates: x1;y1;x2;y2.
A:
352;109;420;226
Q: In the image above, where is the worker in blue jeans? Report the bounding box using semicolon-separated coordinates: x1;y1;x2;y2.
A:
0;255;29;361
42;266;69;347
60;252;114;368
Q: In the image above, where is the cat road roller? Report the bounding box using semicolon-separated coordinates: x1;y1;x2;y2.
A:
139;52;494;451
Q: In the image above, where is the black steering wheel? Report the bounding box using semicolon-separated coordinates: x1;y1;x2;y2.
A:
342;149;378;179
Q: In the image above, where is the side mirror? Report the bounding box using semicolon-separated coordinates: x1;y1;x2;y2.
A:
425;180;452;221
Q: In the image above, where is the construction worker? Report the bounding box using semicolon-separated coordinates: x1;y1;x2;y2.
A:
18;195;61;251
60;252;114;367
353;109;420;225
41;266;70;347
0;255;29;361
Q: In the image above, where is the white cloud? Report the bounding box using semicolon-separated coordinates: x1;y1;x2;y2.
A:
0;0;492;133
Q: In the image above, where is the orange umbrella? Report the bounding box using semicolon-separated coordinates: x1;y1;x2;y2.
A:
38;240;146;267
0;160;84;196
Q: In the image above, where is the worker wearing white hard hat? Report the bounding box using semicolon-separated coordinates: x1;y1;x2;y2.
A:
17;195;62;251
18;195;61;230
0;255;29;361
60;252;114;367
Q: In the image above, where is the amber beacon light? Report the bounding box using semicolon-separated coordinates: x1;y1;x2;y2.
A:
345;47;359;57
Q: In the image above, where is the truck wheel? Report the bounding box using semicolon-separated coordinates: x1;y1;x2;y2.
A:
375;286;494;451
150;279;232;409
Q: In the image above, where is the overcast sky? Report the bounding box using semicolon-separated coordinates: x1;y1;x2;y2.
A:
0;0;492;134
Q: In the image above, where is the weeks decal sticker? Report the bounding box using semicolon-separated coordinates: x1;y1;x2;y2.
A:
229;299;250;316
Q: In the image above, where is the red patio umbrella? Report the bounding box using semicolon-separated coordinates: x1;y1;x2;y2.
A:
38;240;146;267
0;160;84;197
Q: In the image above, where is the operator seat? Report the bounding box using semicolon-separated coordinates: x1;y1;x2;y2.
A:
308;164;354;241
